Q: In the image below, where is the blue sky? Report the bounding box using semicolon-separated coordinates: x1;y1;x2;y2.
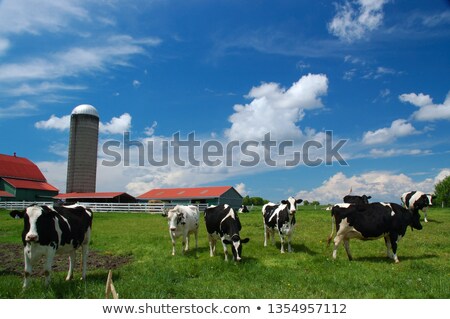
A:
1;0;450;203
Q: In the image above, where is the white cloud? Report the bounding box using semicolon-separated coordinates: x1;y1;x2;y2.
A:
0;37;10;55
144;121;158;136
6;82;86;96
368;148;430;158
400;91;450;121
0;100;37;118
328;0;388;42
0;35;161;83
296;169;444;204
35;112;132;134
225;73;328;141
99;113;132;134
234;183;248;197
362;119;418;145
35;114;71;131
0;0;89;35
399;92;433;107
132;80;141;88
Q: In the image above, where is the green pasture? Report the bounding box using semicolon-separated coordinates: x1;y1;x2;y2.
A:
0;207;449;299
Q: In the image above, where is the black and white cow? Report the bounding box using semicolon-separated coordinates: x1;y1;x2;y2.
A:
327;202;422;263
401;191;434;222
343;194;371;205
238;205;249;213
166;205;199;256
262;197;303;253
10;204;93;288
204;204;249;261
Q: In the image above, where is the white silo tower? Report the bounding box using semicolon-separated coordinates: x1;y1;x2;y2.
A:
66;104;99;193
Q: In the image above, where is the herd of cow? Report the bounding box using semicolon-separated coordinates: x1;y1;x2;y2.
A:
8;190;433;288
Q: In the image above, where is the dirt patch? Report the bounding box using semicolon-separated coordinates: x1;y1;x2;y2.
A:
0;243;132;276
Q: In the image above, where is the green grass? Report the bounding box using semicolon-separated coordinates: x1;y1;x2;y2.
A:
0;207;449;299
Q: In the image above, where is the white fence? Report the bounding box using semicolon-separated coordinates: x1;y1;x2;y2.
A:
0;201;209;213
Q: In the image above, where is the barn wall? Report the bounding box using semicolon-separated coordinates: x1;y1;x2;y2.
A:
218;188;243;210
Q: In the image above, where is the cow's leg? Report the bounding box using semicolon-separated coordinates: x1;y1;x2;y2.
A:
66;250;76;281
23;245;33;289
423;208;428;223
44;248;56;287
221;240;229;261
81;244;89;281
343;239;352;261
332;235;343;260
170;233;176;256
390;234;400;263
384;236;394;259
183;233;188;253
208;234;215;257
287;231;293;253
263;223;268;247
279;232;285;254
271;228;276;246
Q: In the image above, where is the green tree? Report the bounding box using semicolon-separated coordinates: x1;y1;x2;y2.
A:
311;200;320;206
434;175;450;207
242;195;251;206
303;200;310;206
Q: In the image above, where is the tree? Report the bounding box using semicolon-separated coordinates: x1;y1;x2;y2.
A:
303;200;310;206
434;175;450;207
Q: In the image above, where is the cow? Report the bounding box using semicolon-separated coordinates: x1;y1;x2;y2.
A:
204;204;249;261
10;204;93;288
262;197;303;253
327;202;422;263
343;194;371;205
166;205;199;256
238;205;249;213
401;191;434;222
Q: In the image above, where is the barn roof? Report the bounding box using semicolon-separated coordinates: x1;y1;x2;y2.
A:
55;192;135;200
0;190;14;198
3;178;59;192
0;154;47;181
137;186;239;200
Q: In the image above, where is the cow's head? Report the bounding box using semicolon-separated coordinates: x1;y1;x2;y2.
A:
414;193;433;211
361;195;372;204
167;207;185;231
22;205;49;243
410;210;423;231
281;197;303;215
223;235;250;262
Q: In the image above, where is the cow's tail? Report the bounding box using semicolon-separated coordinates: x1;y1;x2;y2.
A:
327;210;335;247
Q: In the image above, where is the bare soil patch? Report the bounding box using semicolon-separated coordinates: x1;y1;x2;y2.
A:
0;243;132;276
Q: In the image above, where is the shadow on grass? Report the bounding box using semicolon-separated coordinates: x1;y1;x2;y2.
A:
354;253;438;263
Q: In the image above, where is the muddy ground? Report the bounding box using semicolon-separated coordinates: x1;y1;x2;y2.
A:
0;243;132;276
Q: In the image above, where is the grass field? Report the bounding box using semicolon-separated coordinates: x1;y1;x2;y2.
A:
0;206;449;299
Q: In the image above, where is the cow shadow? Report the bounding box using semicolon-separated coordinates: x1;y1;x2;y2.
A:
290;243;318;256
355;253;438;263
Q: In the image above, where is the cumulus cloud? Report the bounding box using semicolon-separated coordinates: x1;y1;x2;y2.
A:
225;73;328;141
35;112;132;134
234;182;248;197
400;91;450;121
362;119;418;145
295;169;446;204
328;0;388;42
0;37;10;55
99;113;132;134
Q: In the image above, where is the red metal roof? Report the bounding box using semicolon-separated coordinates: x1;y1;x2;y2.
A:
0;190;14;197
55;192;133;199
3;178;59;192
137;186;234;200
0;154;46;181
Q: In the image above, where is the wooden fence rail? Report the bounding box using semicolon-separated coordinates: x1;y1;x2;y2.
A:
0;201;209;213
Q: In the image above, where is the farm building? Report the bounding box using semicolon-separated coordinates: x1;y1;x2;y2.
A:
0;153;59;201
137;186;243;209
55;192;137;203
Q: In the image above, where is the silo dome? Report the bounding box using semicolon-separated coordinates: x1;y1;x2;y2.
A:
71;104;99;118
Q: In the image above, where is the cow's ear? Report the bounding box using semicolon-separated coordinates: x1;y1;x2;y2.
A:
241;238;250;244
296;199;303;204
222;239;232;245
10;210;24;219
281;200;288;204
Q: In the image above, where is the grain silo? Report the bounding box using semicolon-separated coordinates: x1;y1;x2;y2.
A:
66;104;99;193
